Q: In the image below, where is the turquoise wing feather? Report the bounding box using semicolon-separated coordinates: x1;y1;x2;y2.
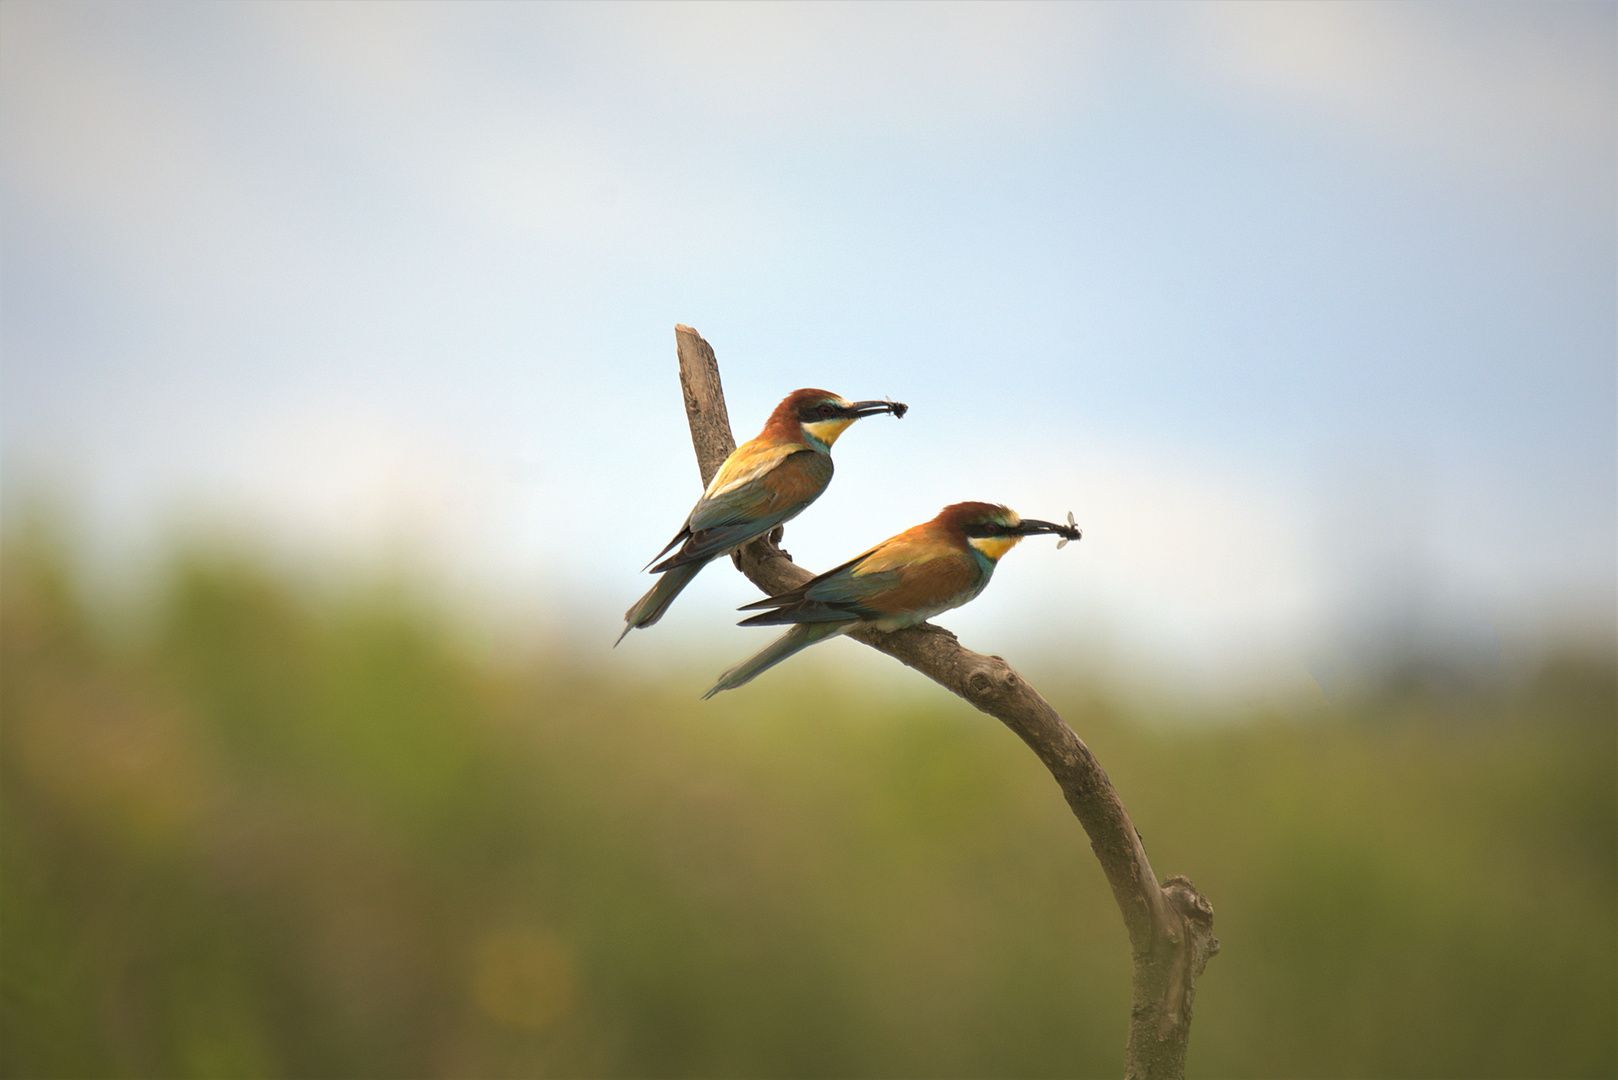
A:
654;449;832;571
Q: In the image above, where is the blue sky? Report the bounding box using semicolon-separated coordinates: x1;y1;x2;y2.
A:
2;1;1613;700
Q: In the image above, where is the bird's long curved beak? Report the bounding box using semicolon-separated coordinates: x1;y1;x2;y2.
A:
1011;513;1082;547
846;399;908;419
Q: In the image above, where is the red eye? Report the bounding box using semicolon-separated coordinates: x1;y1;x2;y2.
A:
818;404;835;417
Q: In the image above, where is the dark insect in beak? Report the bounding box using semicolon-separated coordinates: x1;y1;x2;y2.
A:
847;399;908;419
1013;511;1082;548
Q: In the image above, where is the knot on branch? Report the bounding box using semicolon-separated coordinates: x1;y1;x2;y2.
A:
964;657;1023;703
1162;875;1214;929
1163;875;1220;963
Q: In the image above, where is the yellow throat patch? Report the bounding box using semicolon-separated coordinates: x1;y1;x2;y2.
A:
968;534;1021;561
801;417;855;446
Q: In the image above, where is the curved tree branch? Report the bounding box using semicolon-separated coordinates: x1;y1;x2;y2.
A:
673;325;1218;1079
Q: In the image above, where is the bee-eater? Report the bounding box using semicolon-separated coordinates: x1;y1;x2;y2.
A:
619;388;908;644
703;501;1080;697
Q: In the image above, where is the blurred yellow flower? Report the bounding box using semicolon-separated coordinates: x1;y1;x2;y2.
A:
471;927;575;1030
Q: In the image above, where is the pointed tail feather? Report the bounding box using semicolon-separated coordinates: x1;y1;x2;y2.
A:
618;561;706;645
702;621;853;699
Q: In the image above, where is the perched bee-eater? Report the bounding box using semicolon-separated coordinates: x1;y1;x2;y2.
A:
619;388;907;644
704;501;1080;697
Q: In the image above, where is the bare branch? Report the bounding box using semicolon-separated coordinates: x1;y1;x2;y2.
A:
672;325;1217;1079
674;325;737;489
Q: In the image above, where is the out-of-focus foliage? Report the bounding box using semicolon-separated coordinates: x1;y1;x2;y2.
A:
2;528;1613;1079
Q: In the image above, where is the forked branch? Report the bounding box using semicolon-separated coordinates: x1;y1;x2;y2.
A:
672;325;1217;1079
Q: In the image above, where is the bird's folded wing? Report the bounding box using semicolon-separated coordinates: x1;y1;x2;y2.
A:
738;531;976;625
702;439;809;500
655;446;831;571
841;553;975;617
736;561;901;624
735;548;876;615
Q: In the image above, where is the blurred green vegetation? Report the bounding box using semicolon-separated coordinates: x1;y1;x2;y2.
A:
2;525;1613;1078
